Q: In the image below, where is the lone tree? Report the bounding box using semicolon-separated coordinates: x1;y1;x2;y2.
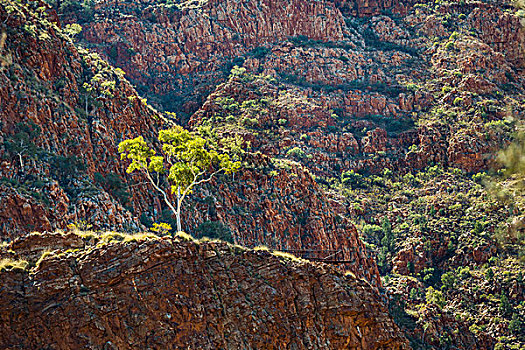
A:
118;126;241;233
3;122;41;172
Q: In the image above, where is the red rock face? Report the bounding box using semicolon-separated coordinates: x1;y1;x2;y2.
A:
467;4;525;67
0;233;410;349
0;1;383;289
333;0;417;17
80;0;345;109
74;0;525;183
180;154;381;286
0;2;162;238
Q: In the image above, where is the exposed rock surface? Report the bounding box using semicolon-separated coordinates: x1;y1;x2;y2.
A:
80;0;346;115
0;0;382;290
182;154;381;286
0;232;410;349
0;0;162;238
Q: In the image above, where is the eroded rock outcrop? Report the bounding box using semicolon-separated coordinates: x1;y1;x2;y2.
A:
0;1;383;291
0;232;410;349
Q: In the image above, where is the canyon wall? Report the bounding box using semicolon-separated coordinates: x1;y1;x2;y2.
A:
0;232;409;349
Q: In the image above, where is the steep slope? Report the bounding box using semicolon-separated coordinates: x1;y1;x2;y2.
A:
4;0;525;347
0;0;163;239
76;0;346;117
61;0;525;348
0;0;382;288
0;231;409;349
182;153;381;285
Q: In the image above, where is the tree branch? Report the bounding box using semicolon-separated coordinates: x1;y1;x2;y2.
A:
142;169;177;216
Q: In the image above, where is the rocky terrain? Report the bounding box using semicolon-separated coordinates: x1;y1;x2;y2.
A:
0;0;382;288
0;231;408;349
0;0;164;238
1;0;525;348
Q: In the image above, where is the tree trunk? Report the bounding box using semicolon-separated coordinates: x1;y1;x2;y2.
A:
176;185;182;232
17;152;23;171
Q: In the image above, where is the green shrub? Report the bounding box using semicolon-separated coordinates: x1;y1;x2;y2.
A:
441;271;456;290
509;313;522;334
195;221;234;243
500;293;512;316
286;147;306;160
248;46;270;59
342;170;365;189
94;172;130;204
426;286;446;308
363;224;383;238
406;83;419;92
150;223;172;236
242;117;258;127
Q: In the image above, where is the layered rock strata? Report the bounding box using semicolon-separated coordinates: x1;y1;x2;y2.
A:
0;232;409;349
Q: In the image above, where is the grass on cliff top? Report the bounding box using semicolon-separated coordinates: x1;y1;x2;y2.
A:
3;229;312;274
0;258;29;272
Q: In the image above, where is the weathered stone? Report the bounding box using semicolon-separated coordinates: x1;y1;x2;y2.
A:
0;234;410;349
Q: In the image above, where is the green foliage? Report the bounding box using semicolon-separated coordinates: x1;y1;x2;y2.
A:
441;271;456;290
342;170;365;189
63;23;82;39
248;46;270;59
286;147;306;160
381;218;395;252
94;172;130;204
409;287;418;299
406;83;420;92
361;28;419;56
442;86;453;94
509;313;522;334
3;122;41;169
500;293;512;316
457;266;471;279
119;126;240;194
52;0;95;24
150;222;172;235
426;286;445;309
195;221;233;243
485;267;494;281
499;133;525;175
363;224;383;237
420;267;438;285
407;261;415;274
119;126;242;231
51;155;86;187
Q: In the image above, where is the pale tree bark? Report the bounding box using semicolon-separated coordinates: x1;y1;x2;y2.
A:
17;152;23;170
176;185;182;232
141;166;229;234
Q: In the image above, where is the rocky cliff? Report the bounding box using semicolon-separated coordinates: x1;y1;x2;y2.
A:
0;231;409;349
79;0;346;117
76;0;525;182
0;0;163;238
0;0;382;288
3;0;525;347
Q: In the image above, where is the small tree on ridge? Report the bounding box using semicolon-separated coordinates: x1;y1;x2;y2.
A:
118;125;241;233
